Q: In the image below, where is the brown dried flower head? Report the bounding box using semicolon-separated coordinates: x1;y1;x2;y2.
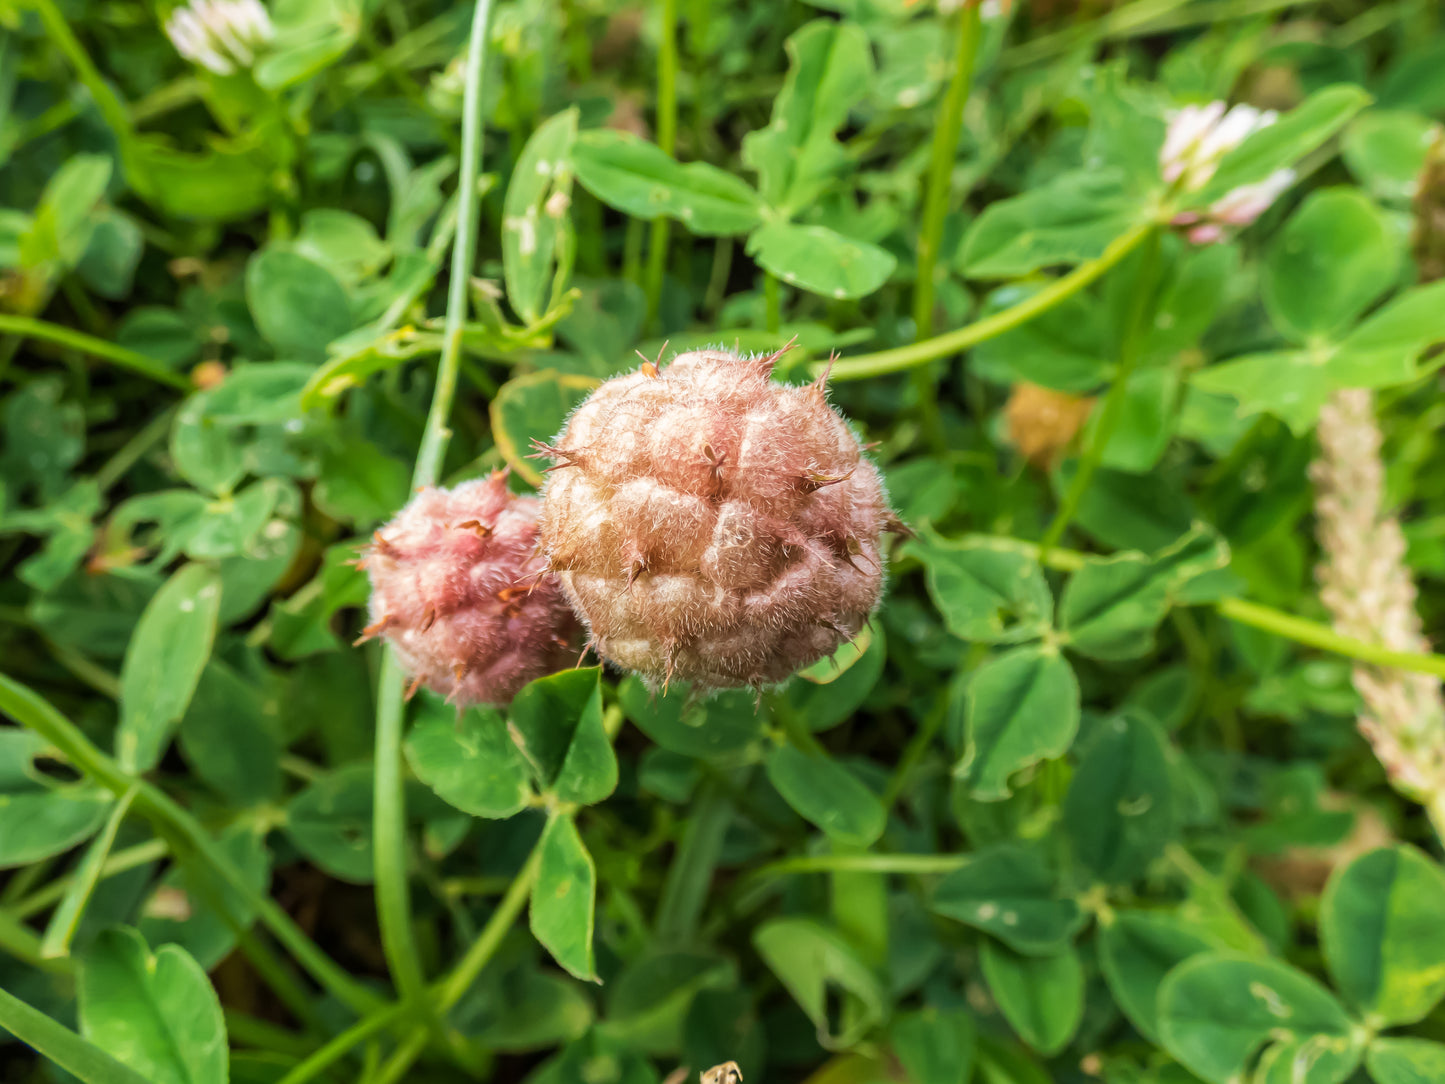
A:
357;472;578;706
1003;381;1094;468
537;346;902;690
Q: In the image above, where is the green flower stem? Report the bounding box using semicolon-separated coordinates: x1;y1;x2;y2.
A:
38;786;137;960
1000;0;1197;69
764;272;782;334
0;316;191;390
28;0;134;142
751;853;970;880
967;534;1445;681
1040;224;1162;556
821;221;1154;382
653;778;731;943
910;0;983;452
274;1004;410;1084
644;0;680;329
277;842;543;1084
371;0;495;1026
0;673;384;1017
10;839;170;920
0;984;151;1084
1214;597;1445;680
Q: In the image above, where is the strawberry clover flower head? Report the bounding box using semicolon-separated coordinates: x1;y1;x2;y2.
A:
165;0;274;77
1160;101;1296;244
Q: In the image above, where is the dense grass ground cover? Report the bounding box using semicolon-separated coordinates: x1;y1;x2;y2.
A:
3;1;1445;1082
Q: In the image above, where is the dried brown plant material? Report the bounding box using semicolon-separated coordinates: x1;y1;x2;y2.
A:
358;472;578;706
1003;382;1094;468
1413;130;1445;285
1312;389;1445;840
537;347;902;690
701;1063;743;1084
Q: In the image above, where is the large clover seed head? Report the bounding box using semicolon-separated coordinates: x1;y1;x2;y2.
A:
537;347;903;690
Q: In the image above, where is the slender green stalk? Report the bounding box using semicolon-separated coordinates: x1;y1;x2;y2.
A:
1215;598;1445;680
274;1004;410;1084
225;1009;316;1059
0;985;151;1084
822;221;1154;382
0;316;191;389
0;674;384;1016
1040;226;1162;555
11;839;169;920
961;534;1445;681
39;786;137;959
1000;0;1197;68
372;0;495;1031
910;2;983;452
654;780;731;943
28;0;134;142
644;0;680;329
764;272;782;333
750;853;970;880
94;407;179;493
281;841;542;1084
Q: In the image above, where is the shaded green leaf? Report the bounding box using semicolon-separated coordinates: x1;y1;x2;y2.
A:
572;130;763;236
531;814;598;982
1320;845;1445;1027
117;564;222;773
961;644;1079;801
980;941;1084;1057
747;222;896;300
931;843;1084;955
765;741;886;846
406;702;533;819
78;928;227;1084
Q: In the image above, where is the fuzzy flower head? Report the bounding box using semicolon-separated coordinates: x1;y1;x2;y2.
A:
357;473;579;707
537;346;904;691
1161;102;1295;244
165;0;274;76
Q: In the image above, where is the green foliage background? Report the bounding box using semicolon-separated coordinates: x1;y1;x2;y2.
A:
2;0;1445;1082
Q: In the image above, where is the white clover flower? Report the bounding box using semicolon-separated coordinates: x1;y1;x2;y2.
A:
165;0;274;77
1162;101;1295;244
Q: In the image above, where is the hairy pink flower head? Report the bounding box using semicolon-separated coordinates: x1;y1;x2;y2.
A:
536;346;903;690
357;472;578;706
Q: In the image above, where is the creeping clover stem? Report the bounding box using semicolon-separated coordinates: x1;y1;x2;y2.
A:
644;0;680;330
912;0;984;452
823;220;1155;381
1040;224;1162;556
371;0;494;1042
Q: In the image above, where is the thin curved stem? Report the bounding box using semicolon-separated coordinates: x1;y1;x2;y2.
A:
644;0;680;330
278;839;542;1084
910;2;983;451
0;316;191;390
372;0;495;1031
1040;224;1161;555
962;534;1445;681
28;0;134;141
821;221;1154;382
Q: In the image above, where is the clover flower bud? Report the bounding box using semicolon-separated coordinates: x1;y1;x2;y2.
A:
357;473;578;707
537;347;905;690
165;0;274;76
1161;102;1295;244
